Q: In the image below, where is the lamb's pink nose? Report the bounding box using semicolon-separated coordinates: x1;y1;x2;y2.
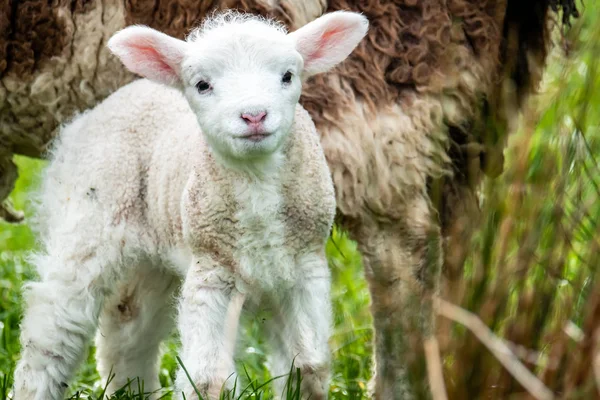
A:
241;111;267;125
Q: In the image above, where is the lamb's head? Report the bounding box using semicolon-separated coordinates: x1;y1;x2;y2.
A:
107;11;368;162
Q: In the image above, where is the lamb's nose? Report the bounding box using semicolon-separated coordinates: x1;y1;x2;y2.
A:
241;111;267;125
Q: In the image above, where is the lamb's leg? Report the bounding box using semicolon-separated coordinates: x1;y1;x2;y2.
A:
14;250;118;400
269;254;332;400
95;265;180;397
348;194;441;400
175;257;242;400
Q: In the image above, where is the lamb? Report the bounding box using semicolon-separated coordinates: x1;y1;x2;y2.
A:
12;10;368;400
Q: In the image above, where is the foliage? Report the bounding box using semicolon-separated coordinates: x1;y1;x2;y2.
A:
441;1;600;397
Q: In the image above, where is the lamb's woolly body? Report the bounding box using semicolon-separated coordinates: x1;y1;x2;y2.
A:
15;78;336;399
45;75;335;295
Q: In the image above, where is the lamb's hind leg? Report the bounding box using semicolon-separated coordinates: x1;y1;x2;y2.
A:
95;264;180;397
347;193;441;400
14;242;121;400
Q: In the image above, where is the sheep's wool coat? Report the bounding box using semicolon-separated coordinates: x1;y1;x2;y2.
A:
37;78;336;290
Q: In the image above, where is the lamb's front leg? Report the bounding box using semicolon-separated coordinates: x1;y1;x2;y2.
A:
269;253;332;400
175;256;243;400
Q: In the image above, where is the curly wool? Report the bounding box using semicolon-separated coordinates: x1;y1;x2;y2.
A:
0;0;579;226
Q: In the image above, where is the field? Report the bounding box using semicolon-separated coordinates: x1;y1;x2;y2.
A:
1;1;600;399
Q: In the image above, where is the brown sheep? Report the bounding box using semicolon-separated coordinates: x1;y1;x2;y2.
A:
0;0;579;398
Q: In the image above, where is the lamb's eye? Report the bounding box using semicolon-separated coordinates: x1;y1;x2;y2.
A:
196;80;211;93
282;71;293;84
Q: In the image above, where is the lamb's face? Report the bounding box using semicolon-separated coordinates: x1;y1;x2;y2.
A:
108;10;369;163
180;24;303;160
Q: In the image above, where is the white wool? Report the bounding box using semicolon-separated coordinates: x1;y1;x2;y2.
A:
187;10;289;40
13;10;368;400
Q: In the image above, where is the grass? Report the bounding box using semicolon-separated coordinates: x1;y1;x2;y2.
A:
2;1;600;398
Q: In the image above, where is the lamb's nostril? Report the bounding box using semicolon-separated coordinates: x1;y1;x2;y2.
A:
241;111;267;125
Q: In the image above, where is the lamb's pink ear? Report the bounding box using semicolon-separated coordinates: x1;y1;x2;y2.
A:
288;11;368;77
107;26;188;86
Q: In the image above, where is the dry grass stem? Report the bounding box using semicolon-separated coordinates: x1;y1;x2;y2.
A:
434;297;555;400
424;336;448;400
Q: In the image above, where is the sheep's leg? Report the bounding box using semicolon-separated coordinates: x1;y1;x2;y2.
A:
268;254;332;400
95;265;180;397
175;257;241;400
348;194;441;400
14;250;118;400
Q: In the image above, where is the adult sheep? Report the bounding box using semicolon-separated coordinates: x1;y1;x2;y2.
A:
0;0;580;398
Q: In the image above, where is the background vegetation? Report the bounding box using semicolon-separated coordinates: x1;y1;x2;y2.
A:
1;1;598;398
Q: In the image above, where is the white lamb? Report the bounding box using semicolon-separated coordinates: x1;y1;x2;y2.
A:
12;10;368;400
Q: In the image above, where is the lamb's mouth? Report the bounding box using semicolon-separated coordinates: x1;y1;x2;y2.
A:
238;132;272;142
